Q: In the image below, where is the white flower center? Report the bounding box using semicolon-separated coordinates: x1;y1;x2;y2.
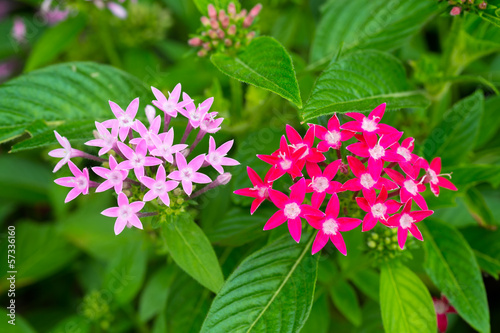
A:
294;143;309;159
153;181;166;195
118;205;133;221
284;202;301;219
256;185;268;198
312;177;329;193
428;169;438;184
208;152;222;165
434;300;447;315
280;159;292;170
108;170;123;185
371;203;387;218
181;167;193;181
118;114;133;128
369;144;385;160
142;132;154;146
163;101;175;113
404;180;418;196
361;118;378;132
360;173;375;189
75;176;88;190
322;218;339;235
131;153;145;168
397;146;412;162
325;130;340;145
190;110;201;121
400;213;414;229
104;135;115;147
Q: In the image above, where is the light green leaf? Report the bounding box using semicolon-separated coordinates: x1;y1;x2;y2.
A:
463;187;494;227
330;279;362;326
138;266;177;322
380;261;436;333
162;213;224;293
193;0;239;16
423;91;484;166
0;309;36;333
422;220;490;333
201;232;319;332
211;36;302;108
302;50;429;121
310;0;436;67
0;62;149;148
474;250;500;280
25;15;87;71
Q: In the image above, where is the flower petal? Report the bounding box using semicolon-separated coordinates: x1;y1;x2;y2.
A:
268;189;289;209
288;218;302;243
263;210;287;230
312;231;329;255
330;233;347;256
397;227;408;249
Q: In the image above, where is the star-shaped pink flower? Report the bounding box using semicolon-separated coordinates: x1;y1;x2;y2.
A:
117;140;162;179
48;131;75;172
383;200;433;249
54;161;97;203
356;186;402;232
140;165;179;206
433;295;457;333
106;98;139;142
234;167;274;215
305;160;343;208
92;155;129;194
168;152;211;196
151;83;183;118
206;136;239;174
130;116;162;151
390;137;420;179
101;192;145;235
265;178;323;243
150;128;188;163
310;113;354;151
286;125;325;169
418;157;458;197
257;136;306;181
384;168;428;210
179;94;212;128
85;121;119;156
199;112;224;134
306;194;361;255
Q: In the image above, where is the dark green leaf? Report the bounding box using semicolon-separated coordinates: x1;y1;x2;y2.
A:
201;232;319;332
0;309;36;333
349;269;380;302
422;220;490;333
138;266;176;323
462;226;500;279
211;36;302;108
475;95;500;148
300;293;329;333
463;187;494;227
474;250;500;279
161;213;224;293
302;51;429;121
380;261;436;333
330;279;362;326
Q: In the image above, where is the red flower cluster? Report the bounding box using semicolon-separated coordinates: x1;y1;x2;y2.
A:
235;103;458;255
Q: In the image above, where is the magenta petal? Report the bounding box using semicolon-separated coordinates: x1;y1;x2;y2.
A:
338;217;361;232
438;177;457;191
285;124;302;145
290;178;306;203
356;197;370;212
250;197;265;215
347;142;369;157
413;194;428;210
311;192;326;210
397;227;408;249
288;218;302;243
269;189;289;209
342;178;361;191
411;210;434;222
324;159;341;179
431;157;442;174
347;156;366;177
312;231;329;254
263;210;287;230
325;193;340;217
409;224;423;241
300;205;323;217
384;168;405;185
369;103;386;121
368;158;383;180
247;167;263;186
328;114;340;130
362;214;377;232
234;188;257;198
330;233;347;256
437;314;448;333
341;121;362;132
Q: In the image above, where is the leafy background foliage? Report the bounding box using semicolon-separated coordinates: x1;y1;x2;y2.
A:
1;0;500;332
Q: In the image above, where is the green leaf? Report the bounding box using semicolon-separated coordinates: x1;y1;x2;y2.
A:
475;95;500;148
50;315;91;333
474;250;500;280
201;232;319;332
422;220;490;333
0;62;149;148
161;213;224;293
0;309;36;333
211;36;302;108
310;0;436;67
25;15;87;72
138;266;176;323
301;293;329;333
380;261;436;333
302;50;429;121
193;0;239;16
349;269;380;302
463;187;494;227
423;91;484;166
330;279;362;326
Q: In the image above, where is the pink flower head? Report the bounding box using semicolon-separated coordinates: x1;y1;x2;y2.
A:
390;137;420;179
12;17;26;43
307;194;361;255
107;2;127;19
101;193;145;235
384;200;433;249
150;128;188;163
257;136;306;181
92;155;128;194
140;165;179;205
347;130;403;178
107;98;139;141
85;121;119;156
341;103;400;143
54;161;96;203
151;84;187;118
433;295;457;333
168;152;211;196
450;6;461;16
265;178;323;243
356;186;402;232
418;157;458;197
200;112;224;134
310;113;354;151
206;136;239;174
117;140;162;179
234;167;273;215
48;131;76;172
286;125;325;168
384;168;428;210
130;116;162;151
342;156;398;198
179;94;212;128
305;160;343;208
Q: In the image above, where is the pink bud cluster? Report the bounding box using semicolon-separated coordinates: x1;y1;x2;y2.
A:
188;2;262;57
235;103;457;255
446;0;488;16
50;83;239;235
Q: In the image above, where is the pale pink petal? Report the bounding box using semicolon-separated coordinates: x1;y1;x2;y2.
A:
217;139;234;155
208;136;216;154
117;142;135;159
159;193;171;206
96;180;114;193
102;207;120;217
175;152;187;170
129;201;145;213
65;187;82;203
128;214;143;229
109;101;124;119
118;192;129;206
192;172;211;184
54;177;75;187
144;157;163;166
182;180;193;196
140;176;155;188
189;154;206;171
168;170;182;181
165;180;179;191
151;86;168;105
48;148;66;158
143;190;158;202
68;161;82;177
170;83;181;103
114;218;127;235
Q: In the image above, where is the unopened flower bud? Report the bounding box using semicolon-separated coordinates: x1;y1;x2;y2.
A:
218;172;232;185
339;162;349;174
228;2;236;16
246;31;256;40
145;105;156;124
243;15;254;28
450;6;461;15
210;19;219;30
479;1;487;9
208;30;217;39
221;17;230;29
224;38;232;46
208;4;217;19
249;4;262;17
228;24;237;35
202;42;211;50
201;16;210;26
197;49;208;57
217;29;225;39
188;37;202;46
219;9;227;22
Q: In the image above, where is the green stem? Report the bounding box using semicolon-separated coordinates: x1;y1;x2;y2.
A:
229;78;243;122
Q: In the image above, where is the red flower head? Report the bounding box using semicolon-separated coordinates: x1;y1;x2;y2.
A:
234;167;273;214
433;295;457;333
286;124;325;169
384;168;428;210
356;186;402;232
418;157;458;197
257;135;306;181
305;160;343;208
309;113;354;151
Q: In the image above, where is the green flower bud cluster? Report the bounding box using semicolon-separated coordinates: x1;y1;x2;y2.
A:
81;291;113;331
366;225;417;263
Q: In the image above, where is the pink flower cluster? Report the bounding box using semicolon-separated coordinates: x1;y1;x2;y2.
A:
188;3;262;57
235;103;457;255
50;83;239;235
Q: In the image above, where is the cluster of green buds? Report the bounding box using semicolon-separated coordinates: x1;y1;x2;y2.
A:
445;0;489;16
366;226;416;262
188;3;262;57
80;291;113;331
